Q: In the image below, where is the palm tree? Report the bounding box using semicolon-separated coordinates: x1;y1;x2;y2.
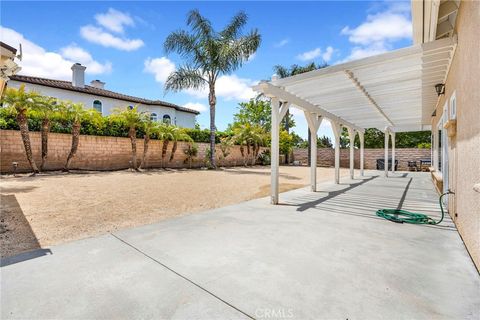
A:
164;10;261;168
111;106;147;171
31;96;59;171
169;127;193;162
157;123;175;167
63;102;96;171
233;123;267;166
1;85;40;174
140;118;157;169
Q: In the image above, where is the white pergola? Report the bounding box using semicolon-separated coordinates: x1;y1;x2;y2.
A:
253;37;456;204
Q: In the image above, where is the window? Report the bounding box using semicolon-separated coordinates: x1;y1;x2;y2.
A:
93;100;102;114
150;113;158;122
450;91;456;119
128;105;134;110
163;114;171;124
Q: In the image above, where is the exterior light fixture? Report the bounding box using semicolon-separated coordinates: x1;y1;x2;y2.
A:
435;83;445;96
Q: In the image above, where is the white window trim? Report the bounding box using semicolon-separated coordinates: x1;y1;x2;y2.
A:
449;91;456;119
150;113;158;122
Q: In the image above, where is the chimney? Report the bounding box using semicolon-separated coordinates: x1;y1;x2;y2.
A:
90;80;105;89
71;63;86;88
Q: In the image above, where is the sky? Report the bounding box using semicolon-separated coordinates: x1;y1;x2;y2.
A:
1;0;413;140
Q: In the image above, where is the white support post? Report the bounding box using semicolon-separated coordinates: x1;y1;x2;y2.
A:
331;121;342;184
433;129;439;171
358;131;365;176
304;112;322;192
391;131;396;174
347;127;355;180
271;98;280;204
384;128;389;177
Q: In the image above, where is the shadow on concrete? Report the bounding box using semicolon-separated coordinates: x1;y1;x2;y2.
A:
292;176;377;212
0;194;51;265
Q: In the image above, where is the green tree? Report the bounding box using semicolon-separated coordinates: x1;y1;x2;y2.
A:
31;95;60;171
1;85;40;174
164;10;261;168
63;102;100;171
232;123;267;166
140;118;157;169
233;98;272;131
111;106;147;171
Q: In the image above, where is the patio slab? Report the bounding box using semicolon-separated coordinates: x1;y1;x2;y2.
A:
1;171;479;319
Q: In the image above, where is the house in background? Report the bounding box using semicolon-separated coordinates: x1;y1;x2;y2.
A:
0;42;21;96
7;62;199;128
412;0;480;268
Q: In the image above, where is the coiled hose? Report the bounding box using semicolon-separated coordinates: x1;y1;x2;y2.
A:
376;191;453;225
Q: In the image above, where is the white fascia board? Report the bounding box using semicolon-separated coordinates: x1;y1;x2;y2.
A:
253;81;364;133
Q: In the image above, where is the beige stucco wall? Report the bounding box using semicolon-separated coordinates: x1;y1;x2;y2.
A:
431;1;480;270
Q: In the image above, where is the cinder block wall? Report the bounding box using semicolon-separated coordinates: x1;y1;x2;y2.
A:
0;130;265;173
293;147;431;170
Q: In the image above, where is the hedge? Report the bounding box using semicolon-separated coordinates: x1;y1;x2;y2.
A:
0;108;232;143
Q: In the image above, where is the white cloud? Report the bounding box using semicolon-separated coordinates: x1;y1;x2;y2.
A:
341;12;411;45
0;26;111;80
297;48;322;61
60;44;112;74
143;57;175;83
183;102;207;112
274;38;289;48
340;5;412;62
322;46;334;62
297;46;335;62
95;8;134;33
186;74;258;101
80;25;144;51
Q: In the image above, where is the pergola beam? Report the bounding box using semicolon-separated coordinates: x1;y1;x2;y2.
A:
344;70;394;127
253;81;364;133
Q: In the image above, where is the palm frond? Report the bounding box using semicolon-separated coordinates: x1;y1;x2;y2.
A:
220;11;247;39
218;29;261;73
187;9;213;38
164;65;207;92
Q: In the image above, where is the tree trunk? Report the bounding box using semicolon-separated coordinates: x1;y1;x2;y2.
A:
169;141;177;162
208;84;216;168
16;111;39;174
64;120;81;171
129;127;138;171
162;140;169;167
40;118;50;171
140;134;150;169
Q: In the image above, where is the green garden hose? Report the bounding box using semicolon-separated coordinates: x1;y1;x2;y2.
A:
376;191;453;225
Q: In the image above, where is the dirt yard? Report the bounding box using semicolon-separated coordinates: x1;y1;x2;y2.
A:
0;166;346;257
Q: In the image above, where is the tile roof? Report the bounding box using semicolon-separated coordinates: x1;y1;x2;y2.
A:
9;74;200;115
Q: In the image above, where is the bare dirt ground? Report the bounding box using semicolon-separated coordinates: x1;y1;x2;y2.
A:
0;166;346;258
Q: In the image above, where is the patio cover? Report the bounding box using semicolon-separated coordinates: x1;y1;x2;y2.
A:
253;37;457;204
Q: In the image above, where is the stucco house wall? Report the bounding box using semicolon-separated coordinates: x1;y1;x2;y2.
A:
430;0;480;269
7;80;196;128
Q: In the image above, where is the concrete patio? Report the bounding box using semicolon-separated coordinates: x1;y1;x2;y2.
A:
1;171;479;319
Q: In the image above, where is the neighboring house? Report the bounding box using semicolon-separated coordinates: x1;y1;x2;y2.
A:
7;63;199;128
412;1;479;268
0;42;21;96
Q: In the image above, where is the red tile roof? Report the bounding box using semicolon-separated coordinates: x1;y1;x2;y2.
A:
9;75;200;115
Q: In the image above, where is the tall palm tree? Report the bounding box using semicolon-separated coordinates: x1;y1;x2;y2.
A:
164;10;261;168
63;102;96;171
111;106;147;171
31;96;59;171
1;85;40;174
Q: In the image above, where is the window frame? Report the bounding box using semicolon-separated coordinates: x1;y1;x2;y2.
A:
93;100;102;114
